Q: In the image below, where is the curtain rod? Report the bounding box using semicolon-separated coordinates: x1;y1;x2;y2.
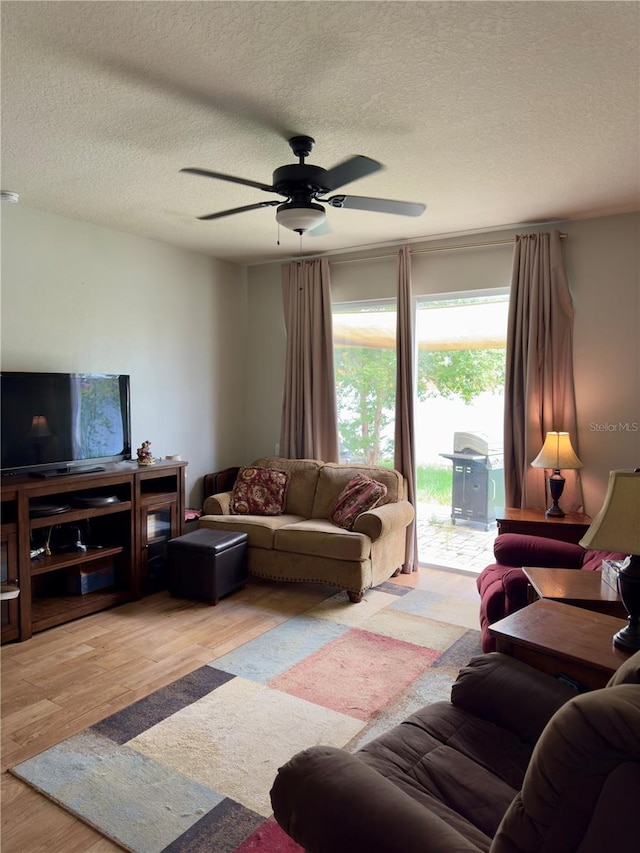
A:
330;233;568;266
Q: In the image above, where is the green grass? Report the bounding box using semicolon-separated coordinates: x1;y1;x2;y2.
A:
373;459;453;504
416;465;452;504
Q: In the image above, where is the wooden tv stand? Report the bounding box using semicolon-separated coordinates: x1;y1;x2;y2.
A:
1;460;187;642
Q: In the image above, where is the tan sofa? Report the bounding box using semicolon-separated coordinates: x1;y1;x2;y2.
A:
198;457;415;601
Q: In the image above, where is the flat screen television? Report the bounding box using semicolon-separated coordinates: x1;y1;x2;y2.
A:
1;372;132;477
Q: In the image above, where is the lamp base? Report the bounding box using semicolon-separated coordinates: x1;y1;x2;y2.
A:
613;619;640;651
545;504;565;518
614;554;640;651
545;471;566;517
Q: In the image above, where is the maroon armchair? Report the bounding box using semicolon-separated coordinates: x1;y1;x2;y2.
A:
477;533;625;652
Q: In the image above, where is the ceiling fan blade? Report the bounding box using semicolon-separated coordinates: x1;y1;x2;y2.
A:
322;156;383;192
181;167;275;193
197;200;280;221
327;195;426;217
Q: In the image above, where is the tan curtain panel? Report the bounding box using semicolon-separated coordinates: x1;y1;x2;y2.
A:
280;259;339;462
504;231;584;512
394;246;418;572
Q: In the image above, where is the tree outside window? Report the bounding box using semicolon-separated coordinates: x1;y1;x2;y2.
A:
333;296;507;468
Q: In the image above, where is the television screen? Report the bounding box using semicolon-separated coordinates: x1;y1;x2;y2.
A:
1;372;131;475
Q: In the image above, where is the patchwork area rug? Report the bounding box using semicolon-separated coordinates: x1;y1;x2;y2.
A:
11;581;482;852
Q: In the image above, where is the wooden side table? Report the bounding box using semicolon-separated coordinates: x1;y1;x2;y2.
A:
496;508;592;544
523;567;627;618
488;599;630;690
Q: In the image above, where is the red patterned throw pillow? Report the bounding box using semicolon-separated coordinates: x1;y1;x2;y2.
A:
331;473;387;531
230;467;289;515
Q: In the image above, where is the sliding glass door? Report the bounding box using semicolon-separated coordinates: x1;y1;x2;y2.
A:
333;290;509;573
414;292;508;571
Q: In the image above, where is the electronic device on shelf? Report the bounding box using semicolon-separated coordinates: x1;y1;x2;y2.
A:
73;494;120;507
29;501;72;517
47;524;88;554
0;371;131;477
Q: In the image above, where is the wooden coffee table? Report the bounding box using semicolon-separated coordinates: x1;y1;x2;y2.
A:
523;567;627;618
488;599;631;690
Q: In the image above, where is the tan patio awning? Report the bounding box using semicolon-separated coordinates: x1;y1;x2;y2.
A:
333;302;508;351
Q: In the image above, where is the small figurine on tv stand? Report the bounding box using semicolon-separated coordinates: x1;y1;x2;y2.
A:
136;440;155;466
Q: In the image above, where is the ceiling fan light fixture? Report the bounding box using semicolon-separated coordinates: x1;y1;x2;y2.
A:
276;202;326;234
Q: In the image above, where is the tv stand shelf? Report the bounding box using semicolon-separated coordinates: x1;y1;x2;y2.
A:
30;546;124;576
31;589;131;634
29;502;132;530
1;460;187;642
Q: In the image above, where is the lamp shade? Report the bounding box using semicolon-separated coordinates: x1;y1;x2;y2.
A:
26;415;52;438
531;431;583;470
579;469;640;555
276;202;326;234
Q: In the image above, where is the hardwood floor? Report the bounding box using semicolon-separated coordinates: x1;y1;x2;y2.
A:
1;569;480;852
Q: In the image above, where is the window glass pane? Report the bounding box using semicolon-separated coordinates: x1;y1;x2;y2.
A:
415;292;509;570
333;302;396;466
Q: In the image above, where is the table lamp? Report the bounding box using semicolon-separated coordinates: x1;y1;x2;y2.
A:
579;469;640;651
531;431;583;517
26;414;52;464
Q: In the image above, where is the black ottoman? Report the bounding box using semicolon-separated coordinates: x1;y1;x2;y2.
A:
168;528;248;605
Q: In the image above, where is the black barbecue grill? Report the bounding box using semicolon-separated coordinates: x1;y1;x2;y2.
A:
440;432;504;530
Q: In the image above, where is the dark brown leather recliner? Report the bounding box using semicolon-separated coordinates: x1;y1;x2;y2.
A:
270;651;640;853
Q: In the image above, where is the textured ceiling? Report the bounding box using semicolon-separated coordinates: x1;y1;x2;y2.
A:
2;1;639;265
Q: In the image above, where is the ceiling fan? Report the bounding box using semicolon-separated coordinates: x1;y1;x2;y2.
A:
181;135;426;234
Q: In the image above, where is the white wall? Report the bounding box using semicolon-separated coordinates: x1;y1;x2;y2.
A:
3;205;637;516
244;262;286;461
1;204;247;507
246;212;640;515
567;213;640;510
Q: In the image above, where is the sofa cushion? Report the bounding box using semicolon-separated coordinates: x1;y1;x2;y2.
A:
274;519;371;561
230;466;289;515
493;533;584;569
477;565;508;653
270;744;494;853
359;701;528;839
451;654;577;745
251;457;322;517
331;473;387;530
199;514;304;549
312;464;404;519
581;547;626;572
492;535;625;573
